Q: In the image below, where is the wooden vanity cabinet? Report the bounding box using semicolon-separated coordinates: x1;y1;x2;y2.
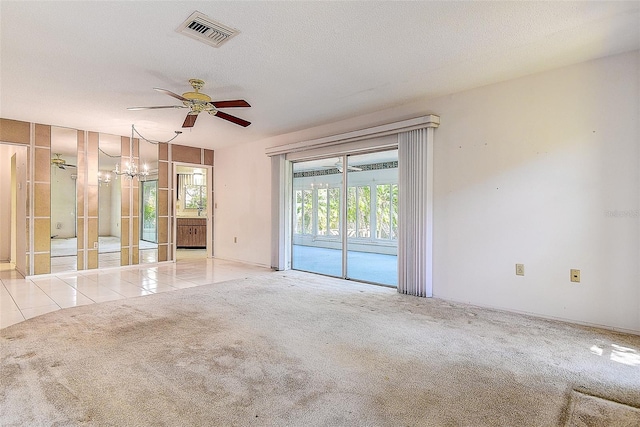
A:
176;218;207;248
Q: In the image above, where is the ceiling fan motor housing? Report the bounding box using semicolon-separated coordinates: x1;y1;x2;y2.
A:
182;92;211;102
183;79;214;113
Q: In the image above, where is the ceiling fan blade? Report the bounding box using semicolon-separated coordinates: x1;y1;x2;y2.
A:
154;88;189;102
214;111;251;127
210;100;251;108
182;114;198;128
127;105;186;111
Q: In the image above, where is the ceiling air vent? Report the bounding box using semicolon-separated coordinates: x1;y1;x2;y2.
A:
176;11;239;48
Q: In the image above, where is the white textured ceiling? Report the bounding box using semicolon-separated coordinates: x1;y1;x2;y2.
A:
1;1;639;150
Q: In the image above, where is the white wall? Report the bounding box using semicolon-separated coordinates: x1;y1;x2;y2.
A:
429;51;639;333
214;50;639;333
214;139;273;266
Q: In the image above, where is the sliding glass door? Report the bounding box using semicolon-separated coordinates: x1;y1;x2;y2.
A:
346;151;398;286
292;157;343;277
291;150;398;286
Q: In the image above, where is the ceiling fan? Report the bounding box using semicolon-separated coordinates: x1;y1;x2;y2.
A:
51;153;76;170
127;79;251;128
323;160;362;173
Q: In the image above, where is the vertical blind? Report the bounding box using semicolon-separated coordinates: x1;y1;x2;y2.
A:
398;128;434;297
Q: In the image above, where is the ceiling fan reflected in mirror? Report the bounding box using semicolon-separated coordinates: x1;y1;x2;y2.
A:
127;79;251;128
51;153;76;170
322;161;362;173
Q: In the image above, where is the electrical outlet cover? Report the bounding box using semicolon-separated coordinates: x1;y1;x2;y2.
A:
571;269;580;282
516;264;524;276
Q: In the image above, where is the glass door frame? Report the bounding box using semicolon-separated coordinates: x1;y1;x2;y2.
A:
340;154;348;279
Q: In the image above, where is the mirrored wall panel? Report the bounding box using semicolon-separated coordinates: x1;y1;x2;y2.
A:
50;126;78;273
98;133;121;268
139;137;158;263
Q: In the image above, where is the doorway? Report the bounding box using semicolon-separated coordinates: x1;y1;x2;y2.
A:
173;164;212;261
291;149;398;286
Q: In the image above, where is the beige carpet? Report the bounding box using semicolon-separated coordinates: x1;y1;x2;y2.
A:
565;390;640;427
1;271;639;426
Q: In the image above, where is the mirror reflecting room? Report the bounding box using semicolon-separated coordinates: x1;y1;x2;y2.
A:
50;126;78;273
139;137;158;264
98;133;122;268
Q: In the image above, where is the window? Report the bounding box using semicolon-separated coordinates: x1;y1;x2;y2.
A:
177;171;207;216
294;189;313;235
376;184;398;240
294;184;397;242
295;190;303;234
347;186;371;238
356;186;371;238
328;188;340;236
347;187;356;237
303;190;312;235
317;188;327;236
184;184;206;209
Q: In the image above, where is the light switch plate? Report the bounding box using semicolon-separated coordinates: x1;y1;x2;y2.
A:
516;264;524;276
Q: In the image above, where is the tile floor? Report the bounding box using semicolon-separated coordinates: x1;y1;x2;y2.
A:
0;255;272;329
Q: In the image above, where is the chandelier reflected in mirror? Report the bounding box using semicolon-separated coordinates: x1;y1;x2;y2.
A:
97;171;111;186
112;125;149;181
113;160;148;180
